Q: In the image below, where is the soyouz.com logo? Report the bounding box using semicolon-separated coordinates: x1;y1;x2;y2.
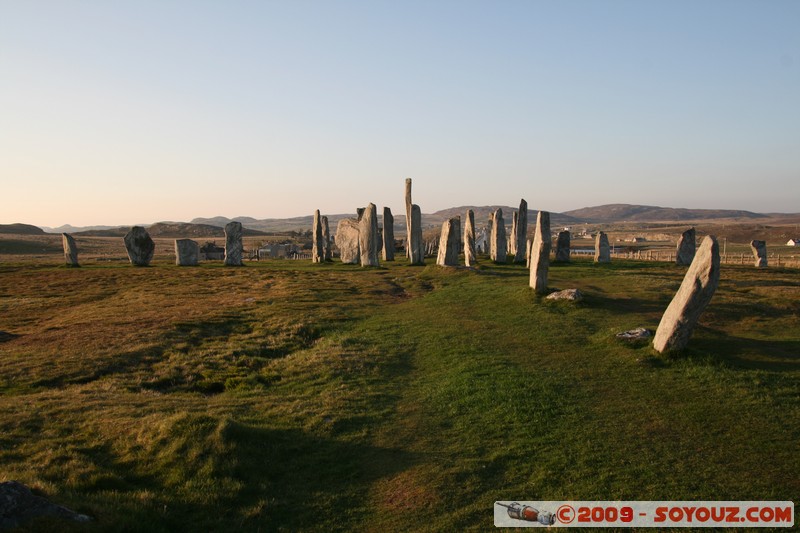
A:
494;501;794;528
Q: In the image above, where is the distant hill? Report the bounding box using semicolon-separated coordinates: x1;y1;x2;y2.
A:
75;223;268;238
41;224;117;234
430;206;581;227
563;204;769;223
0;223;46;235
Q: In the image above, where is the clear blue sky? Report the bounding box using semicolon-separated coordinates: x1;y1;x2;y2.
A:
2;0;798;226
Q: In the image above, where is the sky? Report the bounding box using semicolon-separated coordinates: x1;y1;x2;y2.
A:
1;0;799;227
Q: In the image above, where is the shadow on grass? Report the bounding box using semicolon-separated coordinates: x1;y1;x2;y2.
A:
65;417;417;532
690;331;800;372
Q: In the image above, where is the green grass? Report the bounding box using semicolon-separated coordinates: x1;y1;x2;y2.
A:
0;257;798;531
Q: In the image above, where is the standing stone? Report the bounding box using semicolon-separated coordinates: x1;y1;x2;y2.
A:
312;210;324;263
526;239;533;268
514;199;528;263
487;215;494;257
555;231;571;262
382;207;395;261
510;212;518;257
336;218;360;264
224;222;244;266
409;204;425;265
653;236;721;353
359;203;380;267
62;233;79;267
594;231;610;263
464;209;476;267
436;217;461;267
490;209;507;263
321;216;332;261
676;227;696;266
124;226;155;266
529;211;552;294
750;240;767;267
174;239;199;266
405;178;413;260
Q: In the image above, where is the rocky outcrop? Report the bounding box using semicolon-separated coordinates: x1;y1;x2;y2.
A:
653;236;721;353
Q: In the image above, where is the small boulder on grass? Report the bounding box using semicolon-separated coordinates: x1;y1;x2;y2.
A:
546;289;583;302
0;481;90;529
616;328;653;342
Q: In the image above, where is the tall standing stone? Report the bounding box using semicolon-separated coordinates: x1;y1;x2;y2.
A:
490;209;507;263
359;203;380;267
555;231;571;262
224;221;243;266
594;231;610;263
409;204;425;265
653;236;721;353
526;239;533;268
436;217;461;267
510;212;518;257
62;233;79;267
464;209;476;267
174;239;199;266
124;226;155;266
750;240;767;267
336;218;360;264
487;215;494;257
312;210;324;264
529;211;552;294
405;178;413;260
676;227;696;266
321;216;332;261
382;207;395;261
514;199;528;263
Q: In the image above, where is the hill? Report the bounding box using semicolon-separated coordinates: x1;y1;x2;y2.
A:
0;223;46;235
430;206;581;227
75;223;269;238
563;204;769;222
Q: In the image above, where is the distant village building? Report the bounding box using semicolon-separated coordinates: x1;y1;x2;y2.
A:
199;242;225;260
257;243;300;259
786;238;800;246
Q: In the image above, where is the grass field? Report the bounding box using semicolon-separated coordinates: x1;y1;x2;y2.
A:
1;255;798;531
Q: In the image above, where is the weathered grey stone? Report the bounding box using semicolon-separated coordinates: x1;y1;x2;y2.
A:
487;215;494;257
750;240;767;267
514;199;528;263
594;231;610;263
336;218;360;264
676;227;696;266
174;239;199;266
510;211;518;256
464;209;476;267
616;328;652;341
436;216;461;267
409;204;425;265
224;221;243;266
124;226;155;266
653;235;721;353
529;211;551;294
359;203;380;267
382;207;395;261
555;231;570;262
0;480;90;529
312;210;324;263
526;239;532;268
491;209;507;263
62;233;79;267
405;178;413;260
546;288;583;302
321;216;332;261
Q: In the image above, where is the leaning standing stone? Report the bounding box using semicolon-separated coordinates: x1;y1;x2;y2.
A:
124;226;155;266
436;217;461;266
554;231;570;262
594;231;610;263
676;227;696;266
653;235;721;353
514;199;528;263
750;240;767;267
529;211;551;294
382;207;395;261
312;210;324;263
336;218;360;264
464;209;476;267
359;203;380;267
174;239;199;266
491;208;507;263
224;221;243;266
62;233;79;267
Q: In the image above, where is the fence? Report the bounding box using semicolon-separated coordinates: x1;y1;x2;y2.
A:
609;249;800;268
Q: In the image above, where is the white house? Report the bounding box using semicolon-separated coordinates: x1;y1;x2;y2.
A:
786;238;800;246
